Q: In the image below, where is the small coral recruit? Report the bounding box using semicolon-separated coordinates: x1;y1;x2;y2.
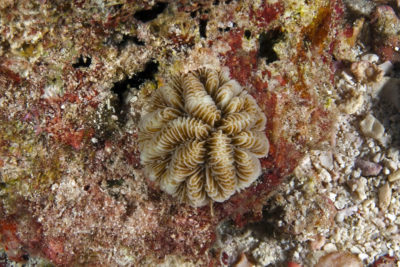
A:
138;68;269;207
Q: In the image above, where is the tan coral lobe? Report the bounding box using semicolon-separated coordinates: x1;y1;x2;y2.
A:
138;68;269;207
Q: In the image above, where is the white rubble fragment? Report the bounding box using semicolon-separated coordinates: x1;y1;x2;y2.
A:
234;253;254;267
309;235;326;251
387;148;399;162
372;153;381;163
360;53;379;63
388;170;400;182
360;114;385;141
368;140;375;148
294;155;313;178
386;225;398;234
323;243;337;253
358;253;369;261
383;167;390;175
350;246;362;254
336;206;358;222
340;92;364;115
386;213;396;222
251;240;284;266
311;150;335;172
372;217;386;228
328;192;337;202
372;145;381;153
385;159;398;172
319;151;334;170
378;183;391;211
319;168;332;183
348;177;367;201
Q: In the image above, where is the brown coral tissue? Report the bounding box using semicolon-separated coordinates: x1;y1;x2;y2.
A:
138;68;269;207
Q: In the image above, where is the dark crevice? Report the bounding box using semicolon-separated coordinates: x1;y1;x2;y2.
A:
106;179;124;188
124;202;137;218
392;62;400;78
72;55;91;68
134;2;168;23
258;28;284;64
21;254;29;261
244;29;251;39
111;61;159;121
199;19;208;38
118;34;145;47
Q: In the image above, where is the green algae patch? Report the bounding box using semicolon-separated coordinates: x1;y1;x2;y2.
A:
0;120;62;213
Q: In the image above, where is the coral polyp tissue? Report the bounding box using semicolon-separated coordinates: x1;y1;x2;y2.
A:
138;68;269;207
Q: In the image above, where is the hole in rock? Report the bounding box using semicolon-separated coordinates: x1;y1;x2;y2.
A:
72;55;91;68
134;2;168;23
110;61;159;120
244;29;251;39
200;19;208;38
258;28;284;64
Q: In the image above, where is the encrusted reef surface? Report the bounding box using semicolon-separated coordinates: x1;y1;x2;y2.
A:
1;0;399;266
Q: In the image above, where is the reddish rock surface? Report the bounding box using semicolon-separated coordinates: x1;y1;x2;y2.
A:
0;0;344;265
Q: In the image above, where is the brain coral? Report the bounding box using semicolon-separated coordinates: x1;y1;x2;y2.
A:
138;68;269;207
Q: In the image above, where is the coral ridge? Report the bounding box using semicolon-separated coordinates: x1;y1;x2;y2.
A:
139;68;269;207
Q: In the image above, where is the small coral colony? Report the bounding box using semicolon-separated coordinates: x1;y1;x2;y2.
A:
138;68;269;207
